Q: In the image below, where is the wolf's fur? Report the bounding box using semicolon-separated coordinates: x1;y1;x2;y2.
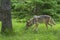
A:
25;15;55;31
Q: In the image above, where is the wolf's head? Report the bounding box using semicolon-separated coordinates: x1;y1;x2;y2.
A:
25;18;34;30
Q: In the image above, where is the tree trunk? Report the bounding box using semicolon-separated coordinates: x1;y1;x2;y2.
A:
1;12;13;33
1;0;13;33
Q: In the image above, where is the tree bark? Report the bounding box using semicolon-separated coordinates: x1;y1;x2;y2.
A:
1;0;13;33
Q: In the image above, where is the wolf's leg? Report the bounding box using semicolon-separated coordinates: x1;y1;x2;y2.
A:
50;18;55;25
45;22;48;29
33;22;39;31
48;23;53;29
48;23;54;32
48;23;53;27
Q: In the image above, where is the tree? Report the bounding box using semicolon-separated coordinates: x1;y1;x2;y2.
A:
0;0;13;33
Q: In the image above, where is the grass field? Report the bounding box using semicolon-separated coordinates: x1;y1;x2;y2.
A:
0;19;60;40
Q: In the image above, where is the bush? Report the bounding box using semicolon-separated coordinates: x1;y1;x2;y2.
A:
11;0;60;20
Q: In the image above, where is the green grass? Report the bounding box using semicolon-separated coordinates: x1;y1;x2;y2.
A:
0;19;60;40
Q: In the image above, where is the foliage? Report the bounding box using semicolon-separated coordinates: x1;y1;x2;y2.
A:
11;0;60;20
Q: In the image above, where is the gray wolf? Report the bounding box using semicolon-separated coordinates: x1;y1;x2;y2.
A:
25;15;55;31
